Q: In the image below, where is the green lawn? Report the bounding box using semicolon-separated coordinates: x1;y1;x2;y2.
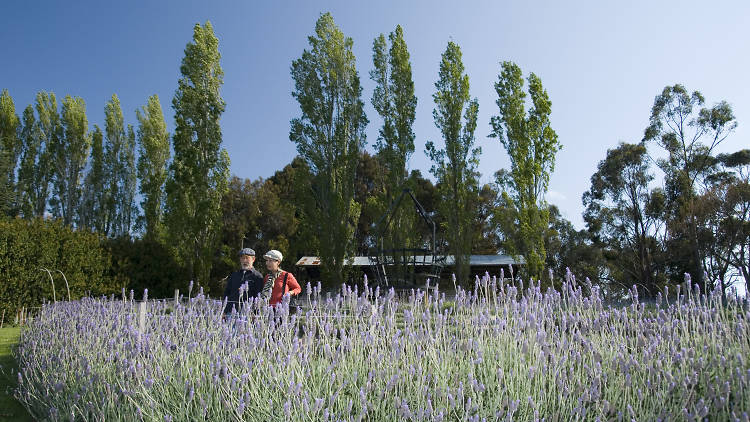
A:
0;326;33;422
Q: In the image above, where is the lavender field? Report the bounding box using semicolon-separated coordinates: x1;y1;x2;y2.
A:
12;274;750;421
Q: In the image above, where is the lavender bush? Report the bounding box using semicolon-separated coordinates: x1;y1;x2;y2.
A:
12;273;750;421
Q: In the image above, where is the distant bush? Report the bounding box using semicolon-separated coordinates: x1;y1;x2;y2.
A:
0;217;118;317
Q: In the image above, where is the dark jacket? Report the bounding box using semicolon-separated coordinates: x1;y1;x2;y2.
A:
222;268;264;314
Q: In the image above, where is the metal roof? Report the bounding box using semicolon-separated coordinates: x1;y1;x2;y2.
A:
295;254;524;267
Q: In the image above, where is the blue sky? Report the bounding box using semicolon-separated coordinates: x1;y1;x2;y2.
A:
2;0;748;229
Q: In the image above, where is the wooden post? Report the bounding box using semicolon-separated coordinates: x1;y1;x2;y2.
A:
0;309;4;329
174;289;180;308
138;301;147;335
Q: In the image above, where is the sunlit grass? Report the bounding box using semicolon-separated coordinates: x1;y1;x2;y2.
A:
0;326;34;422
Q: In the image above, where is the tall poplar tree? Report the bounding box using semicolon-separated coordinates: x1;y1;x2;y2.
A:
490;61;561;280
425;41;480;284
165;21;230;284
52;95;90;226
290;13;368;284
30;91;60;217
370;25;419;254
80;126;106;231
136;94;170;241
122;123;138;234
17;104;39;217
103;94;128;236
0;89;20;216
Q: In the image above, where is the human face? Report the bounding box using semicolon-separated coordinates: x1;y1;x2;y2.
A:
265;258;280;272
239;255;255;270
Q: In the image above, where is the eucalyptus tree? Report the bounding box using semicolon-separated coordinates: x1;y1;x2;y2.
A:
643;84;736;290
582;142;666;297
699;150;750;296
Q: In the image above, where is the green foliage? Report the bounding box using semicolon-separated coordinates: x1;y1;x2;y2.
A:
718;150;750;293
424;41;480;285
122;124;138;233
29;92;59;217
697;149;750;296
351;151;382;254
16;105;37;218
165;21;230;286
370;25;417;195
79;126;106;231
51;95;90;226
136;95;170;241
106;236;189;300
582;142;666;297
369;25;421;257
643;84;737;290
0;218;118;318
407;169;440;241
290;12;367;284
0;89;20;217
214;159;315;291
490;61;561;281
213;175;263;291
103;94;138;237
266;157;317;265
472;183;500;254
545;205;604;290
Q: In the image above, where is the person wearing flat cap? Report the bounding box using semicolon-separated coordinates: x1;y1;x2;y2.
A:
222;248;268;315
263;249;301;306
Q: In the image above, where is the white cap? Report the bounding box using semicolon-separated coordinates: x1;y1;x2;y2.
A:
263;249;283;262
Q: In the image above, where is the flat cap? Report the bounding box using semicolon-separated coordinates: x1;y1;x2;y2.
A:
238;248;256;256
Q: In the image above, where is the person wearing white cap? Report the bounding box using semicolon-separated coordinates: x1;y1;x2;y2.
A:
263;249;301;306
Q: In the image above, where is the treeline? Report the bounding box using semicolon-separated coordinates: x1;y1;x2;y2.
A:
577;87;750;298
1;14;749;307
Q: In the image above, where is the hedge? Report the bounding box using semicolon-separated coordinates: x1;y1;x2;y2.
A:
0;218;119;318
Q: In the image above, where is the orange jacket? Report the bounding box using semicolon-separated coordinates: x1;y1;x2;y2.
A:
265;270;301;305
